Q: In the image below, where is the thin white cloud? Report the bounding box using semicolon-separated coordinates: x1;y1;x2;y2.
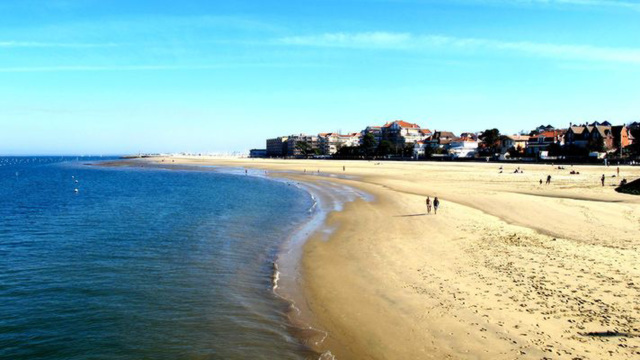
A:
278;32;640;64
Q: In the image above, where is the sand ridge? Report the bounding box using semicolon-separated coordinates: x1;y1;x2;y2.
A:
147;157;640;359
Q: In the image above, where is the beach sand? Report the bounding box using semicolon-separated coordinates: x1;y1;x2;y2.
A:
145;157;640;359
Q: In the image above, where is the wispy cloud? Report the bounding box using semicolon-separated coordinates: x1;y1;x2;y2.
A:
278;32;640;64
0;41;118;48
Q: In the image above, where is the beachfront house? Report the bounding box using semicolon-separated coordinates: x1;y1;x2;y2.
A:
566;123;614;151
430;131;457;148
500;135;530;155
448;137;478;158
381;120;430;148
318;132;363;155
611;125;634;153
527;130;566;155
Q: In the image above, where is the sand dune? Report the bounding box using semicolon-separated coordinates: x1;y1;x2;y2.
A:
152;157;640;359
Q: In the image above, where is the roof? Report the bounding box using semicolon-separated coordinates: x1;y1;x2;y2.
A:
420;129;432;134
434;131;456;138
570;126;587;134
383;120;420;129
503;135;530;141
593;125;612;138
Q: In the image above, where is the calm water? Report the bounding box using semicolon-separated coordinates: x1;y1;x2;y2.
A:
0;157;317;359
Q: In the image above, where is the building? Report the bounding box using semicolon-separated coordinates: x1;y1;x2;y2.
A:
531;124;555;134
611;125;634;152
565;126;590;148
266;136;289;157
249;149;267;158
286;134;320;157
363;126;383;144
500;135;530;154
527;130;565;155
413;141;429;158
566;124;613;150
317;132;363;155
381;120;428;148
448;138;479;158
430;131;457;148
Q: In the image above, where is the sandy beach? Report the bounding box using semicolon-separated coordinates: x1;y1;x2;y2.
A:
144;157;640;359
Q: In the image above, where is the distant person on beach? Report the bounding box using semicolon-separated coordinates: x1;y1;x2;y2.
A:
343;166;345;171
426;197;432;214
546;175;551;185
433;197;440;215
601;174;605;186
539;179;543;185
617;167;620;177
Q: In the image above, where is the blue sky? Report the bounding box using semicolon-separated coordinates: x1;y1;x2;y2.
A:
1;0;639;154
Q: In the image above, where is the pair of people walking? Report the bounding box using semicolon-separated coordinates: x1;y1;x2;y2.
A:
425;196;440;215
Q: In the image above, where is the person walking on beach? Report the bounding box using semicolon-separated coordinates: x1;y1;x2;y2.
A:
617;167;620;177
433;197;440;215
546;175;551;185
426;196;432;214
343;166;345;172
601;174;605;187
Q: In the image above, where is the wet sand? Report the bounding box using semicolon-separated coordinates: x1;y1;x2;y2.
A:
144;157;640;359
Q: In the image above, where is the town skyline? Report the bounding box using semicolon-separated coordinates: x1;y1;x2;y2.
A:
263;119;637;160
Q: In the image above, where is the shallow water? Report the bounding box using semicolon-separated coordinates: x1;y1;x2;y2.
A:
0;157;317;359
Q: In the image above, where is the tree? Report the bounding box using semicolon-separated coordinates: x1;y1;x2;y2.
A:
479;128;501;154
507;146;520;159
403;143;415;157
335;146;360;157
377;140;393;156
359;133;378;158
295;141;315;157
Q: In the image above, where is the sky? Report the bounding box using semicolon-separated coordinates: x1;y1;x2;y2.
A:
1;0;639;155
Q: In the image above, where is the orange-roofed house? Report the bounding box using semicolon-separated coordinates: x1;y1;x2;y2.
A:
527;130;566;155
381;120;430;149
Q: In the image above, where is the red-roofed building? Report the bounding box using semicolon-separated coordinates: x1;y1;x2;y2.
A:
380;120;430;149
527;130;566;155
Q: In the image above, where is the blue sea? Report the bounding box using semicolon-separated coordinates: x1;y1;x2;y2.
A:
0;157;318;359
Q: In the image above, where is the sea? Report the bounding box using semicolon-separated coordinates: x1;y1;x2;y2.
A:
0;156;321;359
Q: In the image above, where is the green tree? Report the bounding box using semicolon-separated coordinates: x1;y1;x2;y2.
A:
377;140;393;156
403;143;415;157
479;128;501;154
359;133;378;157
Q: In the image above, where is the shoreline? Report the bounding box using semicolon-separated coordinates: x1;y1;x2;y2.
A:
98;157;640;359
92;158;369;358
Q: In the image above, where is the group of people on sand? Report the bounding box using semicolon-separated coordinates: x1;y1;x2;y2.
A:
498;166;524;174
425;196;440;215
